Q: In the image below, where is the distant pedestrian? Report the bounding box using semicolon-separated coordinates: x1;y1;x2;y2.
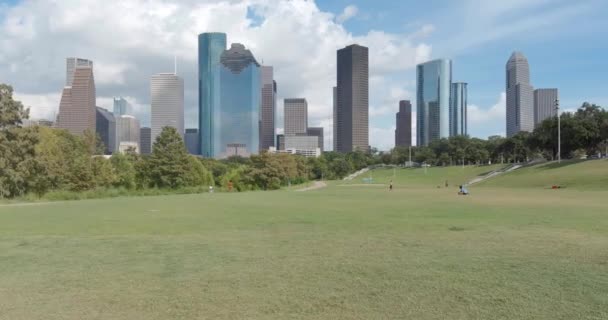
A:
389;180;393;191
445;180;449;188
228;180;233;192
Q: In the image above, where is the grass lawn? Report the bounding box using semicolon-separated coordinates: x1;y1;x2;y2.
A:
1;161;607;319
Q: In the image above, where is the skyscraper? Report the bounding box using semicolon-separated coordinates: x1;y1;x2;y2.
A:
185;128;200;155
56;58;96;136
450;82;468;136
307;127;324;152
214;43;261;158
332;86;337;151
140;127;152;155
506;51;534;137
395;100;412;147
66;57;93;86
116;115;140;153
335;44;369;153
260;66;276;151
198;32;227;158
284;98;308;135
150;73;184;144
534;88;558;126
416;59;452;146
96;107;116;154
113;97;131;116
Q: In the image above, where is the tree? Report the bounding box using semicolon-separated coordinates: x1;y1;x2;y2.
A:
0;84;29;129
110;153;136;189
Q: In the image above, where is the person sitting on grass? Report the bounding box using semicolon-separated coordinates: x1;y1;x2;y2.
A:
458;185;469;195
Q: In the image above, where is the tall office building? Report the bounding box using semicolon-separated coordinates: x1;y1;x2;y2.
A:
150;73;184;144
307;127;324;152
416;59;452;146
335;44;369;153
185;128;200;155
395;100;412;147
332;86;337;151
113;97;131;116
198;32;227;158
506;51;534;137
450;82;468;136
56;59;96;136
214;43;261;158
260;66;276;150
140;127;152;155
66;57;93;86
284;98;308;135
276;134;285;151
116;115;140;153
95;107;116;154
534;88;558;126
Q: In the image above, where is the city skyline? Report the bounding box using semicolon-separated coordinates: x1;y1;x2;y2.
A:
2;0;607;150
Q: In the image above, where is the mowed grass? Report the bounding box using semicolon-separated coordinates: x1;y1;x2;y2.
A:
1;163;607;319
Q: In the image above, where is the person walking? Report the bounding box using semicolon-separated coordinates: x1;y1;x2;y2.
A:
389;180;393;191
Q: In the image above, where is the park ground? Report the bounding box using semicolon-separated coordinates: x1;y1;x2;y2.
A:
0;160;607;319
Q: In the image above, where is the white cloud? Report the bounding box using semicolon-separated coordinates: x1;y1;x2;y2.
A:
13;92;61;120
0;0;433;150
336;5;358;23
468;92;505;138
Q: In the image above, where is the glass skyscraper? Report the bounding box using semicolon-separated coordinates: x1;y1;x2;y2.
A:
214;43;261;158
450;82;468;136
198;32;227;158
113;97;131;116
416;59;452;146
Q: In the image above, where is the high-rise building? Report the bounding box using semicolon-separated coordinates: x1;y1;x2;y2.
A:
506;51;534;137
95;107;116;154
450;82;468;136
56;59;96;136
185;128;200;155
116;115;140;153
534;88;558;126
210;43;261;158
335;44;369;153
150;73;184;144
395;100;412;148
66;57;93;86
276;134;285;151
198;32;227;158
113;97;131;116
260;66;276;150
416;59;452;146
332;86;337;151
140;127;152;155
307;127;324;152
284;98;308;135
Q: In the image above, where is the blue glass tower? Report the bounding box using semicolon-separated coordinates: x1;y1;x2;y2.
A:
416;59;452;146
214;43;261;158
450;82;468;136
198;32;227;157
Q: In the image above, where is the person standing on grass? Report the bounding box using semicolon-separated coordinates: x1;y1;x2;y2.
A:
389;180;393;191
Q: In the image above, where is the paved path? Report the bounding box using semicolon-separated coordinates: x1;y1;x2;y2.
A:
296;181;327;192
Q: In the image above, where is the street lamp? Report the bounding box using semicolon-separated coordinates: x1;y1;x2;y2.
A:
555;99;561;163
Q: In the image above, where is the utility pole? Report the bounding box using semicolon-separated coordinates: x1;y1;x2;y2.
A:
556;99;561;163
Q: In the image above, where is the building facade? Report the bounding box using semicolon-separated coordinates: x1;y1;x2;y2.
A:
450;82;468;136
284;98;308;135
198;32;227;158
506;51;534;137
416;59;452;146
113;97;131;116
332;86;337;151
395;100;412;147
95;107;116;154
276;134;285;151
307;127;324;152
260;66;276;150
150;73;184;144
214;43;261;158
335;44;369;153
56;61;96;136
140;127;152;155
116;115;140;153
534;88;558;126
185;128;200;155
66;57;93;86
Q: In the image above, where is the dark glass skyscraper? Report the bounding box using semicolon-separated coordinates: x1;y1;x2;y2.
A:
198;32;227;157
215;43;261;158
450;82;468;136
95;107;116;154
416;59;452;146
260;66;276;151
335;44;369;153
395;100;412;147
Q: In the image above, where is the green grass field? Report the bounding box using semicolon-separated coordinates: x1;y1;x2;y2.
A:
1;160;607;319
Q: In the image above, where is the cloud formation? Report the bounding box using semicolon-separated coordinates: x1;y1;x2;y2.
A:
336;5;358;23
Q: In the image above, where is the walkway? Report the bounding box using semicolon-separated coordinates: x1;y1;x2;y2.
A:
296;181;327;192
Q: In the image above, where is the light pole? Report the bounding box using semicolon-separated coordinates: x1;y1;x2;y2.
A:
555;99;561;163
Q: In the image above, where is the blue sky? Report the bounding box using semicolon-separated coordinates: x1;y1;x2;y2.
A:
1;0;607;149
